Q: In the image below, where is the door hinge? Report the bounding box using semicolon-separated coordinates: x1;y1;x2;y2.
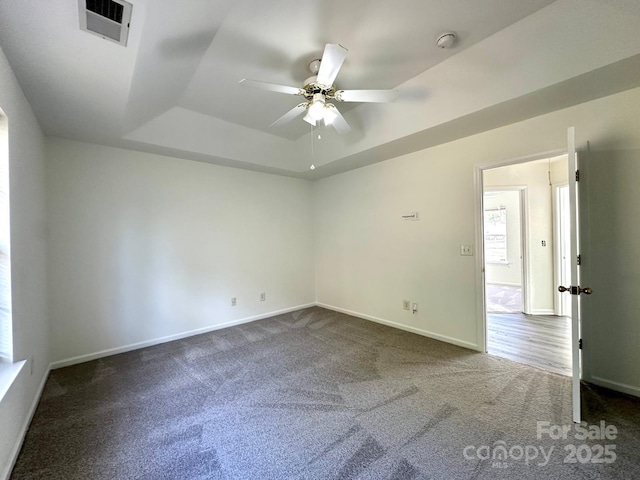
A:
579;339;583;349
575;170;580;182
577;254;581;266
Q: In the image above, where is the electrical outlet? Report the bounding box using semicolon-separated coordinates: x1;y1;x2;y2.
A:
460;244;473;256
402;300;410;311
231;297;237;307
260;292;266;302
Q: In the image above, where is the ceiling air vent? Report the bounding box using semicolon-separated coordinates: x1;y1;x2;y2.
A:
78;0;132;46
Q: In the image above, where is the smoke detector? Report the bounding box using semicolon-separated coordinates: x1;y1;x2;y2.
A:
78;0;133;46
436;32;457;49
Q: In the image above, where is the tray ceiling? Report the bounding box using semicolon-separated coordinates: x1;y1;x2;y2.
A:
1;0;639;178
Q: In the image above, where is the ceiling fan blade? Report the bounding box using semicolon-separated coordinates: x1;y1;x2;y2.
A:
334;89;399;103
239;79;305;96
270;103;309;128
316;44;348;86
326;104;351;135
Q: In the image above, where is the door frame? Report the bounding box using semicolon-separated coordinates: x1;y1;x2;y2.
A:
553;181;571;317
474;149;566;353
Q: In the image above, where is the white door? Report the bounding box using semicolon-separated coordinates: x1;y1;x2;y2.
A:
562;127;592;424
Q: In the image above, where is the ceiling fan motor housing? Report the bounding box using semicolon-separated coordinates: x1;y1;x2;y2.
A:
303;76;336;100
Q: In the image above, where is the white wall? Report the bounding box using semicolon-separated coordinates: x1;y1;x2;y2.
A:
314;85;640;376
46;138;314;364
580;149;640;396
550;157;569;185
483;190;522;287
484;162;555;313
0;47;50;479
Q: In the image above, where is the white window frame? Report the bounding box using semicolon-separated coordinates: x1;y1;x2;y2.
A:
0;108;23;404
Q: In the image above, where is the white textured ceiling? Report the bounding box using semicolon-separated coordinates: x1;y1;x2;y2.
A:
1;0;640;179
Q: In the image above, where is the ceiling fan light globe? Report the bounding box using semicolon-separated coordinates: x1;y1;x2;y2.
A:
308;59;321;75
324;105;338;125
303;111;316;126
308;100;325;121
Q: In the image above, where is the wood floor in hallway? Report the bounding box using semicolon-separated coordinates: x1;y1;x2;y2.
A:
487;312;571;376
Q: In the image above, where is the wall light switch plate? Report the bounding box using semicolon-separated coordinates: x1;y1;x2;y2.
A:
460;244;473;256
402;300;410;310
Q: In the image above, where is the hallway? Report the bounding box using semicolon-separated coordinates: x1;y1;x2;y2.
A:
487;312;571;375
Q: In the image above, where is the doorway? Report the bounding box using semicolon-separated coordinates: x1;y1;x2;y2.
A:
483;188;525;314
481;156;572;376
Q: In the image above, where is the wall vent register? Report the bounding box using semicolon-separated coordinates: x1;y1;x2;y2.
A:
78;0;132;46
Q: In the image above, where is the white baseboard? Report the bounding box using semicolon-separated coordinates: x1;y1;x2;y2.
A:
589;376;640;398
530;309;556;316
316;303;480;352
51;303;316;369
1;363;51;480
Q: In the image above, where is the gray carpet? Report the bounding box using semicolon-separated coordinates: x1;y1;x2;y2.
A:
11;307;640;479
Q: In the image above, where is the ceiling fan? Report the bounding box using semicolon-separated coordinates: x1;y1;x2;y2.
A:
239;44;399;134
